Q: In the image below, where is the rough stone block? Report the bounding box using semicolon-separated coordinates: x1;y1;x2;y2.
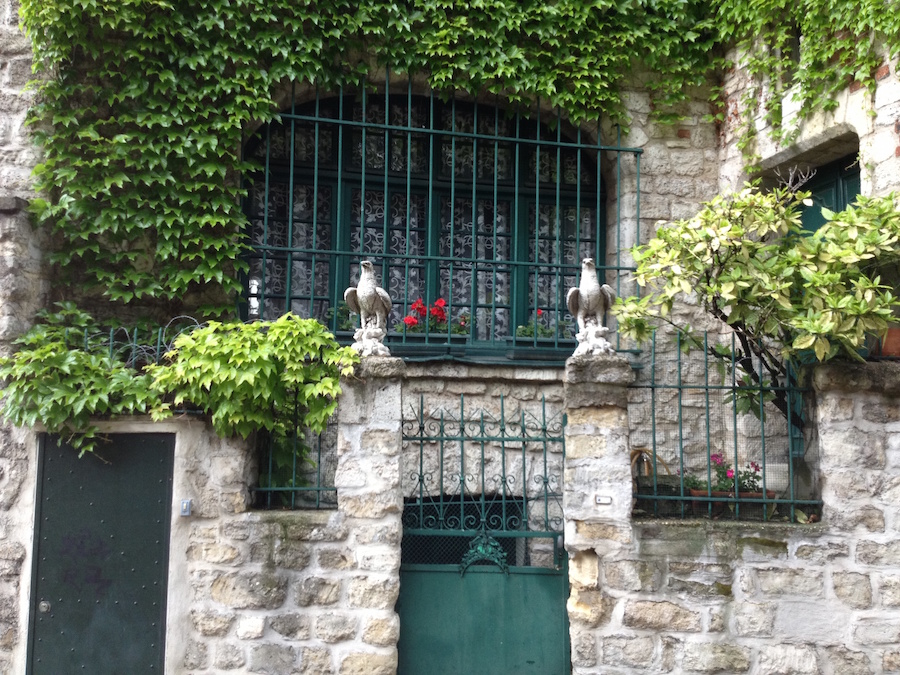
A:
884;651;900;671
570;631;597;668
569;551;600;589
823;646;874;675
269;613;311;640
567;587;613;628
853;618;900;645
190;609;235;637
362;614;400;647
756;644;819;675
184;639;209;670
820;429;886;469
879;575;900;607
358;546;401;572
354;521;402;546
682;642;750;673
317;547;356;570
858;539;900;566
295;576;341;607
347;575;400;610
236;615;266;639
732;602;774;637
315;613;359;643
622;600;701;632
299;647;335;675
249;540;312;570
339;491;402;518
214;642;246;670
210;572;288;610
603;559;661;592
249;644;297;674
755;568;823;597
793;540;849;563
833;571;872;609
601;635;656;668
187;542;241;565
339;651;398;675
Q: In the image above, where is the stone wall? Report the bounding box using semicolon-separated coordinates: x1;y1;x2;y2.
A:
563;357;900;675
717;48;900;196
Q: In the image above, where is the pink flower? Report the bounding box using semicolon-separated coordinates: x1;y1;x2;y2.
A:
726;469;734;479
710;453;723;466
750;462;761;472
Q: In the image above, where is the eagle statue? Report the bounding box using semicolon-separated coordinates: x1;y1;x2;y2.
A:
344;260;392;356
566;257;616;356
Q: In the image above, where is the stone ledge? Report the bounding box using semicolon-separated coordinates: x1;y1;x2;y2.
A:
813;361;900;396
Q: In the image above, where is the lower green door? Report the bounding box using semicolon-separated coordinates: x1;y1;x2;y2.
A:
27;434;174;674
397;562;569;674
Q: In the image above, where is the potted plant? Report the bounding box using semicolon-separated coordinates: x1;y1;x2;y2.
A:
392;297;469;348
683;452;777;519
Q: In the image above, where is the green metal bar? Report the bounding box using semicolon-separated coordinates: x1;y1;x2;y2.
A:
284;84;297;315
278;108;644;153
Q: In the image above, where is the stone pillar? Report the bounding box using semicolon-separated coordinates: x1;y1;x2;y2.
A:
334;356;405;675
563;352;634;672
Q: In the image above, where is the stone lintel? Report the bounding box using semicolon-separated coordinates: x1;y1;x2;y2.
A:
564;353;634;409
352;356;406;380
813;361;900;397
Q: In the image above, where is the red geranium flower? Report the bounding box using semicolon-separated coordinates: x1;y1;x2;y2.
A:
411;299;427;317
403;315;419;327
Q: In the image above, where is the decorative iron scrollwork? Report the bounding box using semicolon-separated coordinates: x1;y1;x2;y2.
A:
458;531;509;576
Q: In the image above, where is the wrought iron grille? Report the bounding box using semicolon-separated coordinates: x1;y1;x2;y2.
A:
401;394;565;570
630;331;821;523
242;76;641;360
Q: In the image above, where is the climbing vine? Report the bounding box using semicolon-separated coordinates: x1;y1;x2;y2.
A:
0;307;358;454
715;0;900;162
19;0;717;313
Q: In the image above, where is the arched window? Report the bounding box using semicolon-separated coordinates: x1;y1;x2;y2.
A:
243;88;610;359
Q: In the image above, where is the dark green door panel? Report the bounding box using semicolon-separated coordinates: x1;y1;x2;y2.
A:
28;434;174;674
396;565;570;675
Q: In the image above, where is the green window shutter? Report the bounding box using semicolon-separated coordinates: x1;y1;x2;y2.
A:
800;155;860;233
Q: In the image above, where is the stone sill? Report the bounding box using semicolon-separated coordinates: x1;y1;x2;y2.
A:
813;361;900;396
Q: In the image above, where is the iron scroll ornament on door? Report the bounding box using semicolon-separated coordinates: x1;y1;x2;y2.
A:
458;531;510;576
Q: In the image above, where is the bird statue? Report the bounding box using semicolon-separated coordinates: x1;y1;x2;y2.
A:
566;257;616;356
344;260;392;356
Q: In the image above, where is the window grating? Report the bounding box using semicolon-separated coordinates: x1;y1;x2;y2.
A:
242;78;640;360
630;331;821;523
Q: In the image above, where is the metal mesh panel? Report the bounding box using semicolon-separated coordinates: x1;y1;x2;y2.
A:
253;418;337;510
630;331;821;523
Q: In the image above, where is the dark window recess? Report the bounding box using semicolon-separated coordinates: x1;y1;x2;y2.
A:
800;154;861;232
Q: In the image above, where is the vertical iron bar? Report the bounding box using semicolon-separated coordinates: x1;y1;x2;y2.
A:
285;83;296;314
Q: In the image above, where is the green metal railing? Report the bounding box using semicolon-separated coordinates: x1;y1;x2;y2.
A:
401;394;566;570
631;331;821;523
243;75;642;362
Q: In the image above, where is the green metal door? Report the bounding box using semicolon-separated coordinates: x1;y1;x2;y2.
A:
397;395;570;674
397;534;569;675
27;433;174;674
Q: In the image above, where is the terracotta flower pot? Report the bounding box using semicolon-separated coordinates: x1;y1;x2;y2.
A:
689;488;778;519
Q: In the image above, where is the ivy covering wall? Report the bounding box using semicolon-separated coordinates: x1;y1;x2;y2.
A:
20;1;900;313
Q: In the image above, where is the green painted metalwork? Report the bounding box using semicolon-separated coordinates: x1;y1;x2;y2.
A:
242;76;641;361
459;531;509;576
28;434;174;674
632;331;821;523
398;394;569;673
